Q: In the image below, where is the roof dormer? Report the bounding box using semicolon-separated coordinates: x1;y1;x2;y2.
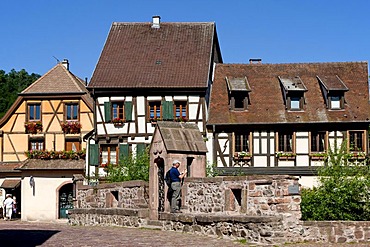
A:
278;76;307;111
226;76;251;111
317;75;348;110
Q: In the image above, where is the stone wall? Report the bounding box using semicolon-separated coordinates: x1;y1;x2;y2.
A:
69;176;370;245
75;180;149;209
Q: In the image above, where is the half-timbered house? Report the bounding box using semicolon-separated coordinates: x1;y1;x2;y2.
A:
86;16;222;176
0;60;93;220
207;61;370;187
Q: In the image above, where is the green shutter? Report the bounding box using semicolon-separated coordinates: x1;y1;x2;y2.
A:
162;101;174;120
104;102;111;122
136;143;146;156
124;101;133;121
119;144;129;161
89;144;99;166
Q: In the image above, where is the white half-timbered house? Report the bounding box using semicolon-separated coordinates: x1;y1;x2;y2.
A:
86;16;222;177
207;61;370;187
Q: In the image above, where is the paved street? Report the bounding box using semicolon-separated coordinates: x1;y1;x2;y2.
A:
1;220;370;247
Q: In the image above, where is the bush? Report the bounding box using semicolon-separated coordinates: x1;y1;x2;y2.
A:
105;149;150;182
301;140;370;221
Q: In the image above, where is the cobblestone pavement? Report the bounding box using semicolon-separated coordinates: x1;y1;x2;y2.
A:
0;220;369;247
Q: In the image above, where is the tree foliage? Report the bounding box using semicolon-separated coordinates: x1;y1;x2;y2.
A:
0;69;40;118
105;149;150;182
301;140;370;221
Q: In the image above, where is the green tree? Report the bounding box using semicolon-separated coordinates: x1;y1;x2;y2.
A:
0;69;40;118
105;149;150;182
301;140;370;221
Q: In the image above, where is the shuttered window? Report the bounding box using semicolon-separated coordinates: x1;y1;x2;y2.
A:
124;101;133;121
104;102;111;122
119;144;130;161
136;143;146;156
89;144;99;166
162;101;174;120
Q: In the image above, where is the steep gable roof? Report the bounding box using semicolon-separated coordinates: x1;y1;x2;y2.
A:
208;62;370;125
88;21;218;89
21;63;88;95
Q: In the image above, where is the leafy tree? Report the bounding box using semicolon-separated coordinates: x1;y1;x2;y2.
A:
105;149;150;182
0;69;40;118
301;139;370;221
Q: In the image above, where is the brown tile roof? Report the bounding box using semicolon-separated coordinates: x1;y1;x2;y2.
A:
89;22;217;89
0;162;22;173
18;159;85;170
21;63;89;94
208;62;370;125
0;179;21;189
156;122;207;153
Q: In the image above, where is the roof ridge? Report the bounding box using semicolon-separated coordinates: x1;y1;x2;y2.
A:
218;61;368;66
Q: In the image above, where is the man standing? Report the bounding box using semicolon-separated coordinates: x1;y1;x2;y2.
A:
169;160;187;213
3;194;14;220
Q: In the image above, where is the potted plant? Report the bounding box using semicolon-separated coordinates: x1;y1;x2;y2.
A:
234;151;251;161
112;117;125;126
24;121;43;134
347;151;366;160
276;151;296;160
60;121;81;134
310;152;327;160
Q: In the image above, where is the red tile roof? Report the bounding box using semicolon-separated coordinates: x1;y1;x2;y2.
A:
88;22;217;89
208;62;370;125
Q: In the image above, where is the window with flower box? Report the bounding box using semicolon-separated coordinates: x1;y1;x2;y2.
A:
348;131;365;152
29;138;44;151
28;103;41;121
104;101;132;124
148;101;162;121
276;131;295;159
233;133;251;159
65;103;79;121
101;145;118;167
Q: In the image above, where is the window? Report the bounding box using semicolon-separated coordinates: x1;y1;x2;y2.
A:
28;103;41;121
311;131;326;152
65;139;81;152
174;101;187;118
349;131;364;152
330;96;341;109
65;103;79;121
234;134;250;153
290;97;301;110
112;102;124;120
29;138;44;151
101;145;118;166
278;132;293;152
148;101;161;119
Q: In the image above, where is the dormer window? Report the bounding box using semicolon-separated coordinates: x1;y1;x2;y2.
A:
317;75;348;110
278;76;307;111
226;76;251;111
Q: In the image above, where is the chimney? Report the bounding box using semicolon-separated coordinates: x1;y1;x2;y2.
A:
61;59;69;70
249;58;262;64
152;16;161;29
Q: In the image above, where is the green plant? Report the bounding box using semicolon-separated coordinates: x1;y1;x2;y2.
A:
301;139;370;221
25;149;86;160
105;148;150;182
206;161;220;177
276;151;296;158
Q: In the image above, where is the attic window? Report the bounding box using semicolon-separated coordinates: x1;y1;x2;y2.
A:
317;75;348;110
278;76;307;111
226;76;251;111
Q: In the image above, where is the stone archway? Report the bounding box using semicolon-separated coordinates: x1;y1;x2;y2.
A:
155;157;165;213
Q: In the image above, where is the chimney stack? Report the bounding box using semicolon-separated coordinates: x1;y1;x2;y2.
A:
152;16;161;29
249;58;262;64
61;59;69;70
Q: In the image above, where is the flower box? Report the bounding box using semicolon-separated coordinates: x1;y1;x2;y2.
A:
174;116;188;122
61;121;81;134
25;149;86;160
348;152;366;160
112;118;125;127
25;121;43;134
276;152;296;160
233;151;252;161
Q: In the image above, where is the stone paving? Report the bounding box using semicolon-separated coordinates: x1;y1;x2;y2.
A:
0;220;370;247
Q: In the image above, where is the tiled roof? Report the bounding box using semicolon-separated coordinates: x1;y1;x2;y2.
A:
208;62;370;125
18;159;85;170
156;122;207;153
21;63;89;94
88;22;217;89
0;179;21;189
0;162;22;173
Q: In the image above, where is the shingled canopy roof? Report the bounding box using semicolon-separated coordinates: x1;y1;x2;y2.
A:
88;21;220;90
208;62;370;125
155;122;207;153
18;159;85;170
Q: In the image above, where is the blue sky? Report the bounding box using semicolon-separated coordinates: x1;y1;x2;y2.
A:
1;1;369;80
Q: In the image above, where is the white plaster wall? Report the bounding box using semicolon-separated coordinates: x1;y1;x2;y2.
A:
254;156;268;167
206;132;213;165
299;176;320;189
137;96;145;115
21;177;72;221
296;156;310;166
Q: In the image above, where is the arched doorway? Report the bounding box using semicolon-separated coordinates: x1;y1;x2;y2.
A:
155;157;165;212
58;183;73;219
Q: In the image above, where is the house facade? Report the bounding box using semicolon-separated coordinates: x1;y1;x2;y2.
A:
207;61;370;187
0;60;93;220
87;16;222;177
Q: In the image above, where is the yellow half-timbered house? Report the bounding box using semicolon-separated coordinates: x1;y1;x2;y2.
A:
0;60;93;221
